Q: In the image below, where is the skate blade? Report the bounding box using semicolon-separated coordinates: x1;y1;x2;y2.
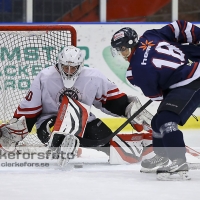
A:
157;171;191;181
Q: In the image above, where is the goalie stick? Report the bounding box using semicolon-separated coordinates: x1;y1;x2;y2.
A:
186;146;200;159
185;146;200;170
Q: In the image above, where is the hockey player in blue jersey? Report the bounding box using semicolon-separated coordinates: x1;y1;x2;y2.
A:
111;20;200;180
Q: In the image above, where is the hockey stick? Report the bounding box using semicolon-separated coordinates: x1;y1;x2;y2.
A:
78;99;153;147
186;146;200;159
185;146;200;170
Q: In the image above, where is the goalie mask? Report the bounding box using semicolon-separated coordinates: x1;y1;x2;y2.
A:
110;27;138;60
58;46;85;88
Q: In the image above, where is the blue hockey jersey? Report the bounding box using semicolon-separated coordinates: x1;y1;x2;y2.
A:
126;20;200;101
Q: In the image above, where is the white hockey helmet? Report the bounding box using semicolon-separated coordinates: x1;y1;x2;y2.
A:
58;46;85;88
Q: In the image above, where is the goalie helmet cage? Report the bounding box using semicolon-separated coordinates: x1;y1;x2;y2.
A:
0;24;77;149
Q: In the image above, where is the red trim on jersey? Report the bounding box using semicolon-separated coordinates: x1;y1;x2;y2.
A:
95;95;106;101
95;87;126;102
168;24;175;32
191;25;196;43
127;76;133;80
187;62;198;79
181;21;187;43
177;20;182;29
107;93;126;100
99;93;126;104
168;24;177;42
127;66;132;71
107;88;119;94
14;110;42;118
16;105;42;112
148;93;162;99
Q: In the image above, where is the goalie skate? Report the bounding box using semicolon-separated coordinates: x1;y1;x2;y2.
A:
156;158;191;181
58;134;80;167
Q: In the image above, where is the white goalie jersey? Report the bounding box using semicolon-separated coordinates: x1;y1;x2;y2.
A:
14;65;127;130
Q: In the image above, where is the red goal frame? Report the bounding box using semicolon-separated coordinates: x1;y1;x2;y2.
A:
0;24;77;46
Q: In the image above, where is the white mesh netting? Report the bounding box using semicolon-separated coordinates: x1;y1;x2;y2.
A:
0;26;76;151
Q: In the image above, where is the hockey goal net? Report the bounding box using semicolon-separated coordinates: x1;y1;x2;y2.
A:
0;24;77;151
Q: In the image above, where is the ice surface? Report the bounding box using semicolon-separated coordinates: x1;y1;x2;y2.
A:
0;130;200;200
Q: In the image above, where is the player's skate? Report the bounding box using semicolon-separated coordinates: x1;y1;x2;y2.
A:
140;155;169;173
156;158;190;181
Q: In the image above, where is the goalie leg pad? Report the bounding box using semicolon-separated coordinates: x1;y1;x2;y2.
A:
109;133;144;164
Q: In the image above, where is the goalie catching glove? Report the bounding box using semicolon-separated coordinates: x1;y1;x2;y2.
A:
0;116;29;152
125;96;153;132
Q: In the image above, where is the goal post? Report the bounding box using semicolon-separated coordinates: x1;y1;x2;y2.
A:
0;24;77;148
0;24;77;44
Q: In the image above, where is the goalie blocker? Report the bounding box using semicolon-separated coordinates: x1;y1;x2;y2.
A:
0;116;29;152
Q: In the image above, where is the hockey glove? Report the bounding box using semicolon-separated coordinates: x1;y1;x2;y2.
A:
125;96;153;132
0;116;29;152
